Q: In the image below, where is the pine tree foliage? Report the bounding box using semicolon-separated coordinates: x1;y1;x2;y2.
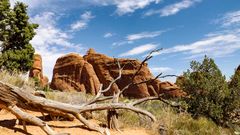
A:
0;1;38;72
0;0;12;42
224;65;240;123
180;56;231;124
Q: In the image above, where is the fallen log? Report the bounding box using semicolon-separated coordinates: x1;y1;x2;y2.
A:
0;80;157;135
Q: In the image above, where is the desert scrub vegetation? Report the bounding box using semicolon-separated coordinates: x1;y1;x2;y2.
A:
0;70;235;135
0;70;35;89
117;100;232;135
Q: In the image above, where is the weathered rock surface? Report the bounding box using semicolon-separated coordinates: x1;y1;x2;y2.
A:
29;54;49;87
50;53;101;94
83;49;157;97
50;49;186;98
159;81;186;97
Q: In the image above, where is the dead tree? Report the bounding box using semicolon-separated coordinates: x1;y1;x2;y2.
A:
0;49;175;135
105;49;163;131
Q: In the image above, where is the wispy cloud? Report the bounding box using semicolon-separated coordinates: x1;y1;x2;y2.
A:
70;11;94;31
144;0;201;17
152;30;240;59
112;41;134;47
216;10;240;27
150;67;173;73
104;32;113;38
31;12;85;79
113;30;165;47
11;0;162;16
127;31;164;41
119;43;158;57
74;0;161;15
150;9;240;59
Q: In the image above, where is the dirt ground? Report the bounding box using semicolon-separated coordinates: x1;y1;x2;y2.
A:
0;110;150;135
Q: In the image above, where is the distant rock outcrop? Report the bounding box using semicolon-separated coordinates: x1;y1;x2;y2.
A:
50;49;186;98
50;53;101;94
29;54;49;87
159;81;186;97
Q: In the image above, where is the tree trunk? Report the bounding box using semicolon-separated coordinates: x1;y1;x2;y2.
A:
107;109;119;130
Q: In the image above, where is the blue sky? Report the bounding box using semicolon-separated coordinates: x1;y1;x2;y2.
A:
10;0;240;82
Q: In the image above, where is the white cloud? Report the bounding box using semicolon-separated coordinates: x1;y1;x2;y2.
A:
31;12;85;79
217;10;240;27
152;30;240;58
150;67;173;73
149;10;240;59
112;41;134;47
113;30;165;47
71;22;87;31
114;0;161;15
119;43;158;57
127;31;163;41
144;0;201;17
104;32;113;38
81;0;161;15
70;11;94;31
11;0;162;16
75;0;161;15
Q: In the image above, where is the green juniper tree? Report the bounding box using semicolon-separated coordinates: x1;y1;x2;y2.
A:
224;65;240;123
180;56;230;124
0;1;38;72
0;0;12;42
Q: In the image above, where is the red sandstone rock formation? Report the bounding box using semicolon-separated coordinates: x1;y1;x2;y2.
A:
83;50;157;97
29;54;49;87
159;81;186;97
50;53;101;94
50;49;186;98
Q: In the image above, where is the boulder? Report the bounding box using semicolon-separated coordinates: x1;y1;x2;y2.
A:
50;53;100;94
29;54;49;87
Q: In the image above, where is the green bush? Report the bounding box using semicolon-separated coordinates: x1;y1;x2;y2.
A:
179;56;231;124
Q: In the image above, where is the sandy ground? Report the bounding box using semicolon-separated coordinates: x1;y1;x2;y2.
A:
0;110;149;135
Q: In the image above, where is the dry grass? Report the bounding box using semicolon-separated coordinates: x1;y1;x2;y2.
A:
0;70;35;92
46;91;93;105
117;100;233;135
